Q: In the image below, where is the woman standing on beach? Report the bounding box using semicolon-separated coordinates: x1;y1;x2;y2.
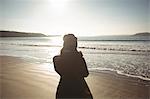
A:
53;34;93;99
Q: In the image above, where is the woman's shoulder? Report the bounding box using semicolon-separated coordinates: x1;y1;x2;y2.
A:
53;55;61;62
78;51;83;57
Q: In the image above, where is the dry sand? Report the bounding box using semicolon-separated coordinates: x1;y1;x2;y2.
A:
0;56;150;99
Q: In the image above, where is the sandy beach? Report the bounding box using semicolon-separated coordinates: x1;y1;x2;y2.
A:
1;56;149;99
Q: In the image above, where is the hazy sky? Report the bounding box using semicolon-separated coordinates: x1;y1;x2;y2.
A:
0;0;149;36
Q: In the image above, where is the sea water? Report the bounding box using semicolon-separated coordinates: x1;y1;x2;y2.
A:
0;36;150;81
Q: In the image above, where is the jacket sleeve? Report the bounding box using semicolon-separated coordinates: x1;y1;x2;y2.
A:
53;56;62;76
81;57;89;77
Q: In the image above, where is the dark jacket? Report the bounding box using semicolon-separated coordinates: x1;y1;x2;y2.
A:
53;50;89;78
53;50;92;98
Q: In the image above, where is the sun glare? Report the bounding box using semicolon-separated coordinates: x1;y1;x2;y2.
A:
50;0;69;3
50;36;63;47
49;0;69;14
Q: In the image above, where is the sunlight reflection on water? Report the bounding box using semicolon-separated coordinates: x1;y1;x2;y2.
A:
48;36;63;46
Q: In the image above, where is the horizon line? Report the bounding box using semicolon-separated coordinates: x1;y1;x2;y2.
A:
1;29;150;37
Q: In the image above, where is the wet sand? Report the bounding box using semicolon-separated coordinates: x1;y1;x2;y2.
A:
1;56;150;99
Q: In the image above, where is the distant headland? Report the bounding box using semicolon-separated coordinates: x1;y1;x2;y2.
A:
0;30;47;37
133;32;150;36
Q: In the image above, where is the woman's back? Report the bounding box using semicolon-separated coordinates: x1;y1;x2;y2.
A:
53;50;89;78
53;34;93;99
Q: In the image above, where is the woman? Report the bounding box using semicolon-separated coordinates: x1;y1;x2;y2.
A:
53;34;93;99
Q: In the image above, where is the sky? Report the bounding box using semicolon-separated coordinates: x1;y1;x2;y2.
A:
0;0;149;36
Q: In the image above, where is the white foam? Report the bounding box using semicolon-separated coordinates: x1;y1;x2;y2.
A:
89;67;150;81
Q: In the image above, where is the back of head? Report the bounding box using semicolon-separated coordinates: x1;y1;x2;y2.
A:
63;34;77;51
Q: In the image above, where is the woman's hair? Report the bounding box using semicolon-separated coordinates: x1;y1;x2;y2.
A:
62;34;77;51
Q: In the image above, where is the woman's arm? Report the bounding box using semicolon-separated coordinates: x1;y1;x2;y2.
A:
81;57;89;77
53;56;62;76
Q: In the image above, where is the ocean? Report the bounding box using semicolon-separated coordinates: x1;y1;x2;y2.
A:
0;35;150;81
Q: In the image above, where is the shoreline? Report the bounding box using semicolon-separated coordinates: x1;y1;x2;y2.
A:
1;54;150;82
90;70;150;86
1;56;150;99
90;68;150;82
